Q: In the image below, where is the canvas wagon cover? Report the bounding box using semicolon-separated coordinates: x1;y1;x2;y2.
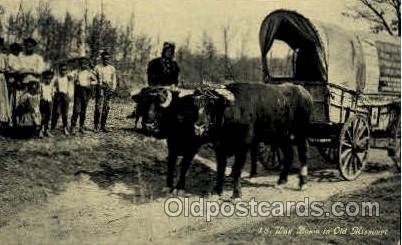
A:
260;9;401;94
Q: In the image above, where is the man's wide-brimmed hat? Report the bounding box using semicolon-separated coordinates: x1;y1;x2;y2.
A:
10;42;22;52
162;42;175;51
100;50;111;57
78;56;90;63
23;37;37;46
42;70;55;78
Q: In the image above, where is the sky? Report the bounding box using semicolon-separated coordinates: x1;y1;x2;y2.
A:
0;0;371;58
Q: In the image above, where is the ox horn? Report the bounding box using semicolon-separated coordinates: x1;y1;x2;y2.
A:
178;88;195;98
160;90;173;108
214;88;235;102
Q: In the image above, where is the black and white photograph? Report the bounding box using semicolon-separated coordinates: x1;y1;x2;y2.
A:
0;0;400;244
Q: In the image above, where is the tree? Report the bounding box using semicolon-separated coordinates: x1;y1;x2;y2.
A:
343;0;401;36
222;24;235;80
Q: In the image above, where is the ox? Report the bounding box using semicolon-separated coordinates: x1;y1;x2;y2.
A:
132;86;200;192
134;82;312;198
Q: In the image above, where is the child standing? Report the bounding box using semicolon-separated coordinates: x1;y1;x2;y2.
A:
51;63;70;135
70;57;95;134
14;81;41;135
39;70;55;138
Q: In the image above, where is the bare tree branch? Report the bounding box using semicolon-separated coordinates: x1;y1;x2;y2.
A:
343;0;400;36
359;0;394;35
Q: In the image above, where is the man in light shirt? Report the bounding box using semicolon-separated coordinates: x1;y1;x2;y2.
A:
93;51;117;132
70;57;96;134
51;63;71;135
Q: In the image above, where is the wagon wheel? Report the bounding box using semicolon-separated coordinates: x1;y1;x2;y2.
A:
268;145;282;168
390;117;400;171
258;144;282;169
317;145;338;164
338;115;370;180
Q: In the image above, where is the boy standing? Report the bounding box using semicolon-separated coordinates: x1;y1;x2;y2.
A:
39;70;54;138
70;57;95;134
51;63;70;135
94;51;117;132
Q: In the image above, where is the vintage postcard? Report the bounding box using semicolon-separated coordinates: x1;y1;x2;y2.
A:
0;0;400;244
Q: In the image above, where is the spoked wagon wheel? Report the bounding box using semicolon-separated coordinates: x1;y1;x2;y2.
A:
338;115;370;180
258;144;282;169
317;145;338;164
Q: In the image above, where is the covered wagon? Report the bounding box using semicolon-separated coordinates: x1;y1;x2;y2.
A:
259;9;401;179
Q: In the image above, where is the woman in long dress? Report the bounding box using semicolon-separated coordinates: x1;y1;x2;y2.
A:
7;42;23;126
0;38;11;127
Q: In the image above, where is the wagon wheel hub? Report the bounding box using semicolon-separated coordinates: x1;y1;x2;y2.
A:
351;142;366;152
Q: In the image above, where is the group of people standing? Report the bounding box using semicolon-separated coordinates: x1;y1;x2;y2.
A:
0;37;117;138
0;37;180;138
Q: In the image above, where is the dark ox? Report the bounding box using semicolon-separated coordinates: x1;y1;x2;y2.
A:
249;83;313;178
133;86;201;192
132;86;175;137
188;82;312;198
134;82;312;198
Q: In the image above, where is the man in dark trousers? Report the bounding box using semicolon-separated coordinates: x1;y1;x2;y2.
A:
147;42;180;86
93;51;117;132
70;57;96;134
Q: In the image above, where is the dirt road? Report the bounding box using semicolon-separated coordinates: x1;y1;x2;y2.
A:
0;102;399;244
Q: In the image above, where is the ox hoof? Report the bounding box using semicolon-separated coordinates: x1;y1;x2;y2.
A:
231;191;241;200
175;189;189;197
231;195;241;202
212;187;223;197
277;177;288;185
299;176;308;191
249;172;257;178
299;184;309;191
210;193;222;202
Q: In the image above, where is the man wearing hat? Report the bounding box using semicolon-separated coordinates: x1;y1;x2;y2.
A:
147;42;180;86
39;70;55;138
51;63;72;135
127;42;180;119
93;51;117;132
70;57;96;134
